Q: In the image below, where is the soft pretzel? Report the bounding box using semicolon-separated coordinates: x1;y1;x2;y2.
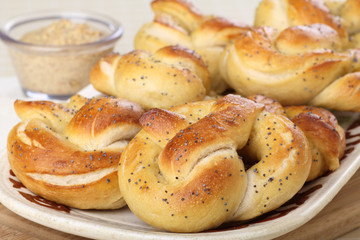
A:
7;95;144;209
134;0;251;93
254;0;360;48
118;94;312;232
90;45;210;109
219;25;360;111
249;95;345;181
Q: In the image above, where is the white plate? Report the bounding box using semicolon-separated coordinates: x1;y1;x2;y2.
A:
1;112;360;240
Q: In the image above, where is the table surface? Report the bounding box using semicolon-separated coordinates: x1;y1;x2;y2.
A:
0;1;359;239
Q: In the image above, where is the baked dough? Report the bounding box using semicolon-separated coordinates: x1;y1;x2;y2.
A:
118;94;312;232
90;45;211;109
219;25;360;111
7;95;144;209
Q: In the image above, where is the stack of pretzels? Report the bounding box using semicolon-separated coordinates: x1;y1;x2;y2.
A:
7;93;345;231
221;0;360;111
127;0;360;111
6;0;356;233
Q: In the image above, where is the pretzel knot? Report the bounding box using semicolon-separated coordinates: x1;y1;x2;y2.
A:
220;25;360;111
7;95;144;209
118;94;312;232
90;45;210;109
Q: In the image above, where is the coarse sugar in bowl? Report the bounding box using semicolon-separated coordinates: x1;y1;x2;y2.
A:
0;10;123;99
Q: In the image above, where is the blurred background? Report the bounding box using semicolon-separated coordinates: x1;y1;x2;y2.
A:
0;0;262;77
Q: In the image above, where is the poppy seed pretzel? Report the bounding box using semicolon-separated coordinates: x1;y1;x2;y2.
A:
220;25;360;111
7;95;144;209
118;94;312;232
90;45;211;109
134;0;251;93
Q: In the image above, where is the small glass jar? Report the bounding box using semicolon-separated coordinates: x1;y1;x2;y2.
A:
0;10;123;99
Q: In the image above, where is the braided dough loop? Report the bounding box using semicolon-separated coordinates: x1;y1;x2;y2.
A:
309;71;360;111
7;95;144;209
219;25;360;111
118;94;312;232
285;107;345;181
233;107;311;220
249;95;345;182
90;45;210;109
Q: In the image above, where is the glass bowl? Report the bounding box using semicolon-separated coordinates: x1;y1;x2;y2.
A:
0;10;123;99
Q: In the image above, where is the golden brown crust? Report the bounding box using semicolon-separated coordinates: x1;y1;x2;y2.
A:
64;97;144;150
118;94;312;232
8;147;122;209
7;96;144;209
275;24;342;53
90;46;210;109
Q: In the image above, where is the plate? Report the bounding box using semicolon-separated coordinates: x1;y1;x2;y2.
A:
1;110;360;240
